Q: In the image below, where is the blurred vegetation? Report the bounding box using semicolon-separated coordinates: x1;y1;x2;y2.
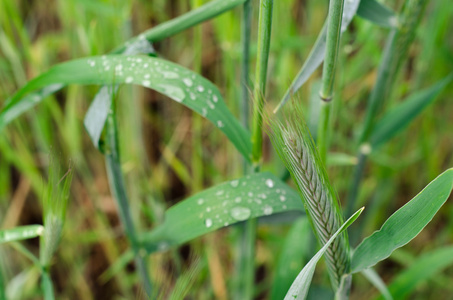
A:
0;0;452;299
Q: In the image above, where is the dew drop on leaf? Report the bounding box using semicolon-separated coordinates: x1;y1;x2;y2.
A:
230;207;251;221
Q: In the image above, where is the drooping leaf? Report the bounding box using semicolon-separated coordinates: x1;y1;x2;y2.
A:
284;207;364;300
351;168;453;273
274;0;360;113
370;74;453;148
357;0;398;28
361;268;393;300
140;172;304;253
270;218;312;300
377;246;453;300
0;225;44;244
0;55;252;161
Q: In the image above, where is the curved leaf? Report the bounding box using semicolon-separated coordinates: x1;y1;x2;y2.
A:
284;207;364;300
0;225;44;244
370;74;453;148
351;168;453;273
357;0;398;28
362;268;393;300
274;0;360;113
140;172;304;253
0;55;252;161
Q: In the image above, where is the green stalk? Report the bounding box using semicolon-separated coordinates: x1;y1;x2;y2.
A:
234;1;273;299
104;98;152;296
317;0;344;163
251;0;274;167
347;0;429;217
240;0;251;130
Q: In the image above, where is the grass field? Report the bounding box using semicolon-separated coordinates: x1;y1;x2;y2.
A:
1;0;453;299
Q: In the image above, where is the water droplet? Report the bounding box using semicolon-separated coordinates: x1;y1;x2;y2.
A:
265;179;274;188
206;207;211;212
144;74;150;79
183;78;193;87
224;222;229;226
216;190;224;196
197;85;205;92
217;120;224;128
158;84;185;102
263;205;273;215
136;58;143;63
283;205;287;209
213;95;218;102
88;60;95;67
248;192;253;197
189;92;196;100
207;101;215;109
230;180;239;187
230;207;251;221
202;108;208;117
143;63;149;68
125;76;133;83
158;242;169;251
115;64;123;72
254;199;262;204
143;80;151;87
205;218;213;228
197;199;204;205
280;195;286;202
234;197;242;203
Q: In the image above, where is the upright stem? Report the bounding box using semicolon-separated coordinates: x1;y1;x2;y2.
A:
234;1;273;299
240;0;251;130
317;0;344;163
347;0;429;214
251;0;274;168
104;99;152;296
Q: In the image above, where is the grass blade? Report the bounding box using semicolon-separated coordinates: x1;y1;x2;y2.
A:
361;268;393;300
377;246;453;300
0;225;44;244
370;74;453;148
274;0;360;113
351;168;453;273
284;207;364;300
357;0;398;28
1;55;252;161
140;172;303;253
270;218;312;300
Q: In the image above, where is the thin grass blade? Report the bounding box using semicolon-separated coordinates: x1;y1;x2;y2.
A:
0;225;44;244
1;55;252;161
274;0;360;113
357;0;398;28
140;172;304;253
284;207;364;300
351;168;453;273
370;74;453;148
361;268;393;300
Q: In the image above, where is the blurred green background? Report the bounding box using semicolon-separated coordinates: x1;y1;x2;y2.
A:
1;0;452;299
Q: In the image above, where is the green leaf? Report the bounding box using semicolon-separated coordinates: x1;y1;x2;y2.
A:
357;0;398;28
351;168;453;273
377;246;453;300
140;172;304;253
361;269;393;300
0;225;44;244
274;0;360;113
1;55;252;161
284;207;364;300
270;218;312;300
111;0;246;54
370;74;453;148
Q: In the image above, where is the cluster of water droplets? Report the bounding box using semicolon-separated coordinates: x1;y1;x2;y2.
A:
86;55;226;128
194;175;292;230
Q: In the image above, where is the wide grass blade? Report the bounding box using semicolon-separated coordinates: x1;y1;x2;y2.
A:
351;168;453;273
284;207;364;300
377;246;453;300
1;55;252;161
140;172;304;253
0;225;44;244
370;74;453;148
357;0;398;28
274;0;360;113
270;218;312;300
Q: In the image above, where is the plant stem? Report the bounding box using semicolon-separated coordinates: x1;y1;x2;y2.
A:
347;0;429;215
317;0;344;163
104;98;152;296
251;0;274;167
240;0;251;130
